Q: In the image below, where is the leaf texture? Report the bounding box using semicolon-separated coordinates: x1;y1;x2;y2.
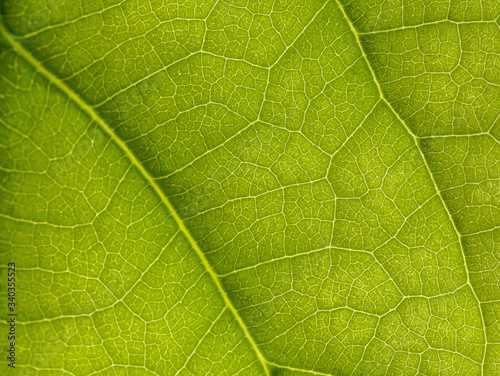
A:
0;0;499;375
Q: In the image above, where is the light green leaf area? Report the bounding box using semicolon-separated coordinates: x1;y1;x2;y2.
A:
0;0;499;375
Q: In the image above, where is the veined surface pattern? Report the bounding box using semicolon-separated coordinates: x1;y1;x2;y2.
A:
0;0;499;375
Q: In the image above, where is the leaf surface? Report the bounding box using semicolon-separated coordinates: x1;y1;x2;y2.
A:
0;0;499;375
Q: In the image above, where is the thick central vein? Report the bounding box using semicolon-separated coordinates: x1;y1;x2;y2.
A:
1;1;490;372
0;20;271;376
332;0;488;372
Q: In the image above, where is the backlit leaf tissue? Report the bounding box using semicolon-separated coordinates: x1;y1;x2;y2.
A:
0;0;499;375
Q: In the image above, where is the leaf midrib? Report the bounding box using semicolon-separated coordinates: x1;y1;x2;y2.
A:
0;19;272;376
1;0;489;372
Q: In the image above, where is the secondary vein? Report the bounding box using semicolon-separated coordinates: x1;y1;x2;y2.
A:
331;1;489;373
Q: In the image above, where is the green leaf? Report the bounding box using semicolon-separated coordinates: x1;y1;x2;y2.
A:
1;0;499;375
